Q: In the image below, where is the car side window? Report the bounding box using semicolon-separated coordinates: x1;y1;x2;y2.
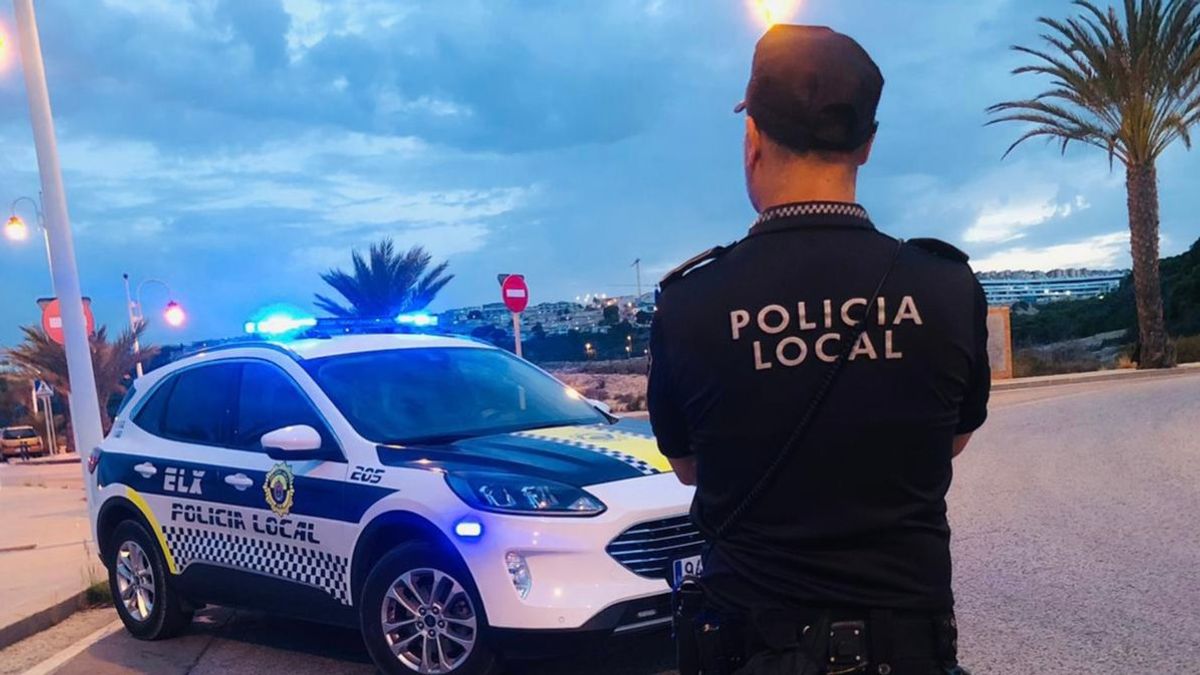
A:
234;361;334;451
160;364;239;445
133;377;176;435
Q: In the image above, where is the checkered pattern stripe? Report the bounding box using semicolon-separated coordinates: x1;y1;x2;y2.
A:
162;526;350;604
513;432;662;476
755;201;869;226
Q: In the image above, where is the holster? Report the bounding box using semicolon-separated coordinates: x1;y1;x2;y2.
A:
673;576;970;675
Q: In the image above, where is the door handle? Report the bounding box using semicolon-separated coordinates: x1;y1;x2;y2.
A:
133;462;157;478
224;473;253;491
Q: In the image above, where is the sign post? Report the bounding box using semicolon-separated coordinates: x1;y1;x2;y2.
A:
499;274;530;358
35;380;56;455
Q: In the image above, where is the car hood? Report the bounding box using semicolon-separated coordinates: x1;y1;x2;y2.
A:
376;418;671;487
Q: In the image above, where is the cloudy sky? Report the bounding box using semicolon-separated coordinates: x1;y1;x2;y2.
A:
0;0;1196;347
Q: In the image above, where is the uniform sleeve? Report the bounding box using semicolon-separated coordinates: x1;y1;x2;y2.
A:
956;279;991;434
647;309;692;459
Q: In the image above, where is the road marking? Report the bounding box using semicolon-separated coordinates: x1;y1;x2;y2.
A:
22;618;123;675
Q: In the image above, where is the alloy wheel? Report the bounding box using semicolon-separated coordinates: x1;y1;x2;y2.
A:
115;540;156;622
380;567;478;674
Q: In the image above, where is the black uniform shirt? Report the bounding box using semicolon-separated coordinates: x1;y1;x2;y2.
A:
649;201;990;612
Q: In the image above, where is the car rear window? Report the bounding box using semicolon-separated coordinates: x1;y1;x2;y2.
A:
3;428;38;440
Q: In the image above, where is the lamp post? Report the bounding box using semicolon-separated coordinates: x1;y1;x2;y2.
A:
123;274;185;378
5;196;56;282
11;0;104;490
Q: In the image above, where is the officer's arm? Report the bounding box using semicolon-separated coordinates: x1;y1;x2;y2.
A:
647;308;695;485
954;280;992;458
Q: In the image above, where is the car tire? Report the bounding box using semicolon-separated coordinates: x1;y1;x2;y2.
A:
106;520;193;640
361;542;498;675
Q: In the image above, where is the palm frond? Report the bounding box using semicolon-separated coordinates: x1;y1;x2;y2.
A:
990;0;1200;166
313;239;454;318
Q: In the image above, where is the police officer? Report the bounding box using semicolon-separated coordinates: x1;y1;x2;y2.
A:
649;25;989;675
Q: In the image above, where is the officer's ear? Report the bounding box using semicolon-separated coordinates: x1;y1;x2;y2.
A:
853;132;876;167
745;116;764;172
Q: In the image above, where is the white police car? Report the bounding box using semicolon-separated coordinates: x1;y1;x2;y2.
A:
89;327;699;674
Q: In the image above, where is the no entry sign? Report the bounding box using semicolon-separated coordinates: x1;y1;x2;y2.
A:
40;298;96;346
500;274;529;314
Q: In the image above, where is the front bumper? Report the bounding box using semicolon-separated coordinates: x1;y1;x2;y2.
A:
453;472;694;631
490;593;673;659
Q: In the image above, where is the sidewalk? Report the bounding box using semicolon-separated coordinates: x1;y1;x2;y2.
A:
993;361;1200;391
22;451;82;466
0;485;99;649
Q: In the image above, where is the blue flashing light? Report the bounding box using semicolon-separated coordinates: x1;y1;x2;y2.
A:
246;314;318;336
396;312;438;327
454;519;483;539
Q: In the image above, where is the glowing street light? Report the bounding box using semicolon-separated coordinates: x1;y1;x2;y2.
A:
123;274;186;377
748;0;801;28
5;196;40;242
163;301;186;328
4;215;28;241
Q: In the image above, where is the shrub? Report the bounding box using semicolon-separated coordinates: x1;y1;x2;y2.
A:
1013;346;1106;377
1175;335;1200;364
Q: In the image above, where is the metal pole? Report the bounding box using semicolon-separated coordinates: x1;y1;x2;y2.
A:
511;312;523;358
123;273;144;378
633;259;642;301
13;0;104;485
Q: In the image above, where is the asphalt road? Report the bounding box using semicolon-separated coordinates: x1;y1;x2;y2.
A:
28;371;1200;674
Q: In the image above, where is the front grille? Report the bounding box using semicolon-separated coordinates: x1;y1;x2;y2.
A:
606;515;705;581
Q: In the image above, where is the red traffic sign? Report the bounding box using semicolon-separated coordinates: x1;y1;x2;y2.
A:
40;298;96;346
499;274;529;314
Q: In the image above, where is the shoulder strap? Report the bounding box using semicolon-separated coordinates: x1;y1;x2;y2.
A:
660;243;737;288
908;237;969;264
713;239;907;539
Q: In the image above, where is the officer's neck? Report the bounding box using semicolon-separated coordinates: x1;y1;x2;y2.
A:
753;163;859;211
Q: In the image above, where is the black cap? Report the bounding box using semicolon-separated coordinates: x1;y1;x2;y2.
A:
735;25;884;152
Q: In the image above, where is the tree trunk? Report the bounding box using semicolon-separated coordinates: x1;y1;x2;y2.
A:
1126;162;1174;369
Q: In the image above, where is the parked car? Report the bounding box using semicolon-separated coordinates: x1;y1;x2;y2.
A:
89;329;698;675
1;426;46;459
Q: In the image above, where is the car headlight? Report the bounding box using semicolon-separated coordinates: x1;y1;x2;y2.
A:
446;473;606;516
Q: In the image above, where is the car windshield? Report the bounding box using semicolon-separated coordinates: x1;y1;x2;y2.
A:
304;347;606;444
3;428;37;440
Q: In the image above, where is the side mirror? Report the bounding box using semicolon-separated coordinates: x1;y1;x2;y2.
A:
261;425;325;460
588;399;613;416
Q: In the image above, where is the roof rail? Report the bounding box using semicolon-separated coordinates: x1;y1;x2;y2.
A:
179;340;302;361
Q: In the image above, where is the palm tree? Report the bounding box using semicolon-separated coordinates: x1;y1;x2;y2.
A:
314;239;454;318
2;324;154;434
987;0;1200;369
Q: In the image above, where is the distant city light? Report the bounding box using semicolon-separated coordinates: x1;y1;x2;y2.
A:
4;215;29;242
163;301;186;327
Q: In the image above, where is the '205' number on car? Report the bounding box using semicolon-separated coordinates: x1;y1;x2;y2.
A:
350;466;384;484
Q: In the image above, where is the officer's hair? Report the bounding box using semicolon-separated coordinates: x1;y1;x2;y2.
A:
763;130;869;165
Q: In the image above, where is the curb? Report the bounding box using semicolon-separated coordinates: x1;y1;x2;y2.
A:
4;454;81;467
0;589;90;652
993;362;1200;392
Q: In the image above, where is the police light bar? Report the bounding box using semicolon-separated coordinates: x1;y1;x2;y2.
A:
244;312;441;338
396;312;438;327
245;314;318;336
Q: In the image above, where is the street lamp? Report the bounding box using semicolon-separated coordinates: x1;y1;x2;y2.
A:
123;274;186;378
11;0;106;504
5;196;41;242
